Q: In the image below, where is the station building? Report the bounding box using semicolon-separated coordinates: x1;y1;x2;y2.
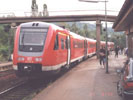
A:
113;0;133;58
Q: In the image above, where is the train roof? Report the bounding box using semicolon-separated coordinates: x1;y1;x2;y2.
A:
86;38;96;42
101;41;105;43
19;22;98;42
106;41;114;44
20;21;51;27
101;41;114;45
69;32;85;40
20;21;64;30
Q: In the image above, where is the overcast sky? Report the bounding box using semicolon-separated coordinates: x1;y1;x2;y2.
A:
0;0;125;16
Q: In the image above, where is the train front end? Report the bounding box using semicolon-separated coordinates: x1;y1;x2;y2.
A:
13;22;49;76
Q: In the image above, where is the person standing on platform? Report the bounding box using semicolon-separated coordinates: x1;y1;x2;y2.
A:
120;47;124;55
115;46;119;58
125;48;128;57
99;46;106;68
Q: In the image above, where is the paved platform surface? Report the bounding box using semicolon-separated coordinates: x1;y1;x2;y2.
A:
33;54;127;100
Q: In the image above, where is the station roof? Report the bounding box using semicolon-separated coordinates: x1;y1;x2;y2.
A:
113;0;133;31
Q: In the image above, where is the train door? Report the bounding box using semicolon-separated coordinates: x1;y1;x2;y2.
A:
66;35;71;68
84;39;87;59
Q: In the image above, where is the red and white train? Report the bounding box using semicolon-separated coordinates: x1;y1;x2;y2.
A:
13;22;114;76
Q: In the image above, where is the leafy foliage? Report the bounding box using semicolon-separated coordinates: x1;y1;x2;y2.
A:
0;24;14;61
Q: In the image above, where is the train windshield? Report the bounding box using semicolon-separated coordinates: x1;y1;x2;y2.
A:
20;28;48;45
19;27;48;52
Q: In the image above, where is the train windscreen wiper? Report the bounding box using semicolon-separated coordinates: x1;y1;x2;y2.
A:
21;33;25;48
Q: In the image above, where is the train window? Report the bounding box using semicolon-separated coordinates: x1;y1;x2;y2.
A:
19;28;48;46
73;40;84;48
89;43;95;48
73;41;77;48
19;27;48;52
78;42;83;48
65;38;68;49
65;37;70;49
61;38;64;49
54;34;59;50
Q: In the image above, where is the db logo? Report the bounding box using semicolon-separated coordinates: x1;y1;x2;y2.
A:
27;57;32;61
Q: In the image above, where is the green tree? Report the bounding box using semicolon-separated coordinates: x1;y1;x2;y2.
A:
110;33;126;48
0;24;14;61
83;24;90;37
70;23;79;33
89;30;96;39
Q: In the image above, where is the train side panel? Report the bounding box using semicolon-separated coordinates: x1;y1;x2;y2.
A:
42;29;69;71
13;26;21;66
70;33;85;63
87;39;96;57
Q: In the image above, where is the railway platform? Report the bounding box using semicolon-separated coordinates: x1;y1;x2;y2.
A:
0;62;12;71
33;54;127;100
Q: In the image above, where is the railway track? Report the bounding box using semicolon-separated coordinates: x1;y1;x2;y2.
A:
0;78;29;100
0;79;42;100
0;80;26;95
0;70;15;78
0;57;92;100
0;73;64;100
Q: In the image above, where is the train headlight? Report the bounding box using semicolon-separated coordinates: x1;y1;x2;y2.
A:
18;57;25;61
35;58;42;62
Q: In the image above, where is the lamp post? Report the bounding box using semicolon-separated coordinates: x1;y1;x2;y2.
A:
104;0;109;73
79;0;109;73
